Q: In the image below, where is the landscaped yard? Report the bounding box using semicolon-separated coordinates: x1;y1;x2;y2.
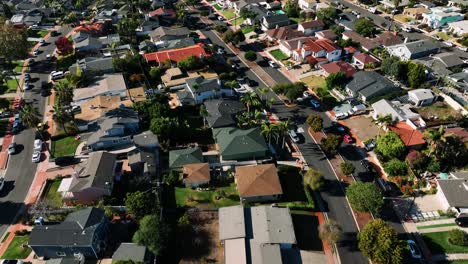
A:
51;136;81;158
231;17;245;26
290;17;306;24
175;183;240;209
12;61;24;73
416;102;463;121
221;9;236;19
42;179;63;208
437;32;451;41
300;75;327;91
394;14;413;23
270;49;289;61
423;231;468;254
28;29;49;39
213;3;222;10
417;223;457;230
241;26;255;34
1;235;31;259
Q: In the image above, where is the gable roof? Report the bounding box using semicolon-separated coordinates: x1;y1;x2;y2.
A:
235;164;283;198
203;99;246;128
112;243;149;262
433;52;464;68
213;127;268;160
375;31;403;47
320;61;356;77
263;13;289;25
186;77;221;93
389;121;425;147
73;73;127;102
445;127;468;143
148;26;190;40
219;205;246;240
169;147;204;168
183;163;210;183
408;89;435;101
437;179;468;208
342;31;379;50
347;71;399;99
70;151;117;192
389;39;439;56
74;96;133;122
143;44;209;63
353;53;379;64
266;26;303;40
299;19;325;29
315;29;337;40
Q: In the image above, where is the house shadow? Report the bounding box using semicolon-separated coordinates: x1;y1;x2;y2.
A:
291;213;323;251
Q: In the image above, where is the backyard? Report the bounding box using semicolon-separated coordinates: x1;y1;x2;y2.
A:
175;183;240;209
42;178;63;208
51;136;81;158
1;235;31;259
416;102;463;121
221;9;236;19
276;165;314;211
423;231;468;254
241;26;254;34
300;75;327;92
270;49;289;61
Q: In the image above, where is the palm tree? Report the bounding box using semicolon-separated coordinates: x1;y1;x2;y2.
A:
424;126;445;156
261;123;276;145
274;121;290;148
54;81;74;106
199;105;209;128
259;87;270;101
267;97;275;111
240;92;261;113
52;105;71;135
20;103;41;129
374;114;394;135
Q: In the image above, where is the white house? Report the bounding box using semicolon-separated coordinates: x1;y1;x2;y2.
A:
184;77;234;104
386;39;440;61
280;37;341;62
73;73;128;106
408;89;436;106
298;0;316;10
422;6;464;29
448;20;468;36
297;20;325;36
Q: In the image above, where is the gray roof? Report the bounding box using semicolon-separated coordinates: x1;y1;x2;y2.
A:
169;147;203;168
433;52;464;68
70;151;117;192
263;13;290;25
74;37;103;50
203;99;246;128
158;37;195;51
186;77;221;93
72;31;89;42
250;243;282;264
408;89;435;101
46;258;83;264
149;26;191;40
112;243;148;262
438;179;468;208
29;208;105;247
133;130;159;150
219;205;246;240
347;71;399;100
69;57;114;74
414;57;453;76
250;206;296;244
392;39;439;56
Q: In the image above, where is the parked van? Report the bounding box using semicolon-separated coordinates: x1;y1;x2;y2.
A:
348;104;367;116
288;130;300;143
50;71;64;80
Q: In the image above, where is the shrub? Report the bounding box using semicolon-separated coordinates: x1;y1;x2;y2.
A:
383;159;408;176
341;161;355;175
307;114;323;132
321;134;341;156
448;229;467;246
244;50;257;61
15;229;30;236
400;184;414;196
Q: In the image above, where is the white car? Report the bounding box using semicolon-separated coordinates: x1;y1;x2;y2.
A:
32;151;41;163
335;112;349;120
23;82;32;90
303;91;313;98
443;41;454;47
217;16;224;21
50;71;65;80
268;61;278;68
457;46;468;52
33;49;39;56
407;240;422;259
288;130;300;143
402;26;413;33
34;139;43;151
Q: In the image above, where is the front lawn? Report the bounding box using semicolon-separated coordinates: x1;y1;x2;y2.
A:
51;136;81;158
394;14;413;23
290;17;306;24
241;26;254;34
175;183;240;209
1;235;31;259
231;17;245;26
28;29;49;38
13;61;24;73
270;49;289;61
437;32;451;41
221;9;236;19
213;3;222;10
43;179;63;208
5;79;18;93
423;231;468;254
300;75;327;91
417;223;457;230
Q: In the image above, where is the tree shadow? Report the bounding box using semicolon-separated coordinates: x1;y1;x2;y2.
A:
291;213;323;251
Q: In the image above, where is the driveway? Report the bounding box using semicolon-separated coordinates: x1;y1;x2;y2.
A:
343;116;380;143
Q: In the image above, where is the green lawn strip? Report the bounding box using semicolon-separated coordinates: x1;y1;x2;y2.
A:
175;183;240;208
241;26;254;34
43;179;63;207
13;61;24;73
1;235;31;259
1;232;10;243
290;17;305;24
4;79;19;93
436;32;451;41
221;9;236;19
270;49;289;61
51;136;81;158
213;4;222;10
417;223;457;230
423;231;468;254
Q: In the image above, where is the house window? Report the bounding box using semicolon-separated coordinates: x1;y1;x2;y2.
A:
56;252;66;257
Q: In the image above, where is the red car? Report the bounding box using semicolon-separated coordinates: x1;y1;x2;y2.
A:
343;134;353;143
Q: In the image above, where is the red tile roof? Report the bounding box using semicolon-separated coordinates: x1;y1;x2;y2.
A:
353;53;379;64
74;23;104;34
143;44;209;63
315;39;339;52
266;26;303;40
302;38;323;52
389;122;425;147
344;46;358;54
375;31;403;47
299;19;325;29
320;61;356;77
148;8;176;18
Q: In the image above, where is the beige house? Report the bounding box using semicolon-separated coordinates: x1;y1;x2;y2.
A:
161;68;200;89
183;163;210;187
403;7;429;20
234;164;283;203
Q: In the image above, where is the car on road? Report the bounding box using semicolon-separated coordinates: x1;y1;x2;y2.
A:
32;151;41;163
303;91;312;98
217;16;224;21
0;177;4;191
50;71;65;80
402;26;413;32
50;30;59;37
33;49;39;56
268;61;278;68
335;112;348;120
288;129;300;143
455;214;468;227
34;139;43;151
24;73;31;81
12;120;21;134
23;81;32;90
8;143;17;155
343;134;353;143
310;99;321;108
407;240;422;259
217;47;224;55
443;41;454;47
39;39;46;46
457;46;468;52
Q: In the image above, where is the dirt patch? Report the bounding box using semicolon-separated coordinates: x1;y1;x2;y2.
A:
179;211;223;263
343;116;380;143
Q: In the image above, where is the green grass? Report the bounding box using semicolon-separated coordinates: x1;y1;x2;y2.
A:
0;119;9;137
290;17;306;24
213;4;222;10
13;61;24;73
270;49;289;61
1;235;31;259
175;183;240;209
5;79;18;93
300;75;327;91
437;32;451;41
416;102;463;121
438;261;468;264
28;29;49;38
241;26;255;34
51;136;81;158
423;231;468;254
43;179;63;208
221;9;236;19
417;223;457;230
231;17;245;26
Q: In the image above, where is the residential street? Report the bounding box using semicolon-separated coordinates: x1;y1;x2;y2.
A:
0;26;68;237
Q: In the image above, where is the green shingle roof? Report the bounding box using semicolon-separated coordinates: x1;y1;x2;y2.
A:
169;147;203;168
213;127;268;160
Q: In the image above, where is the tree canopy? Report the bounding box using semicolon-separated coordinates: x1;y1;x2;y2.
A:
0;23;29;62
125;191;157;220
346;182;383;214
223;30;246;46
320;134;341;156
307;114;323;132
177;55;204;71
376;131;406;160
340;161;355;175
407;62;426;88
272;82;307;102
244;50;257;61
284;0;300;17
325;72;347;90
354;18;375;37
316;7;337;25
133;214;169;255
304;168;324;191
358;219;406;264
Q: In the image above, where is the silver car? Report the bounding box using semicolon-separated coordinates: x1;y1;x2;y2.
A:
32;151;41;163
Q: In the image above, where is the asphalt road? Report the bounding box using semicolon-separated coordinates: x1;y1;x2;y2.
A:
0;26;68;237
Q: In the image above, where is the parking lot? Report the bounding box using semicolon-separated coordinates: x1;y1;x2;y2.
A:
343;115;380;143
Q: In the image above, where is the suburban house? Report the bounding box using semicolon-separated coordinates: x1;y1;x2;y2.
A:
182;77;233;104
203;99;246;128
375;31;404;47
352;53;379;69
147;8;176;22
136;17;160;36
298;0;317;10
315;29;337;41
320;61;356;77
380;0;411;8
297;20;325;36
389;121;426;149
448;0;468;7
57;152;120;204
414;52;465;76
448;72;468;90
161;68;201;89
402;7;429;20
74;36;103;52
143;44;209;64
74;96;133;130
112;243;153;264
371;99;426;128
261;12;290;30
169;147;204;168
182;163;211;187
386;39;440;60
346;72;400;102
219;205;297;264
408;89;437;106
155;38;196;51
445;127;468;143
266;26;303;41
436;171;468;213
69;57;114;75
234;164;283;203
448;20;468;36
280;37;341;62
128;130;160;177
213;127;269;161
337;12;358;31
422;6;464;28
73;73;128;106
148;26;191;42
29;208;109;259
342;31;380;51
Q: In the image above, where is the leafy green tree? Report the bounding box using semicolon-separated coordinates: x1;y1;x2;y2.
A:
116;17;139;43
223;30;245;46
346;182;383;214
284;0;300;17
244;50;257;61
320;134;341;155
381;57;403;79
133;214;169;255
177;55;204;71
0;23;29;63
358;219;406;264
54;80;74;105
316;7;337;26
354;18;375;37
163;170;180;186
325;72;347;90
214;24;228;33
318;220;342;248
448;229;467;246
150;116;186;139
383;159;408;176
307;114;323;132
239;8;257;19
340;161;355;175
125;191;156;220
405;150;428;173
149;67;162;80
304;168;324;191
407;62;426;88
376;131;406;160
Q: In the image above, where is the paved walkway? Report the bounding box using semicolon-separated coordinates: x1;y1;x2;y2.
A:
0;93;18;98
433;253;468;261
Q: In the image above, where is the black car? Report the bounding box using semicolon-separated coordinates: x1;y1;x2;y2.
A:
50;30;60;37
455;214;468;227
360;159;376;174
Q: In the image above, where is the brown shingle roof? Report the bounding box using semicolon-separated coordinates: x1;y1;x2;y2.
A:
235;164;283;198
299;19;325;29
266;26;303;40
375;31;403;47
183;163;210;183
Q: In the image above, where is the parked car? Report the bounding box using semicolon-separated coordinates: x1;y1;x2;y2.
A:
331;122;345;132
360;159;375;173
0;177;4;191
8;142;17;155
34;139;43;151
217;47;224;55
50;30;59;37
303;91;313;98
455;214;468;227
217;16;224;21
402;26;413;32
288;129;300;143
364;139;376;151
12;121;21;134
431;35;442;41
335;112;349;120
33;49;39;56
457;46;468;52
24;73;31;82
39;39;46;46
343;134;353;143
383;16;391;20
310;99;321;108
23;82;31;90
31;151;41;163
407;240;422;259
50;71;65;80
268;61;278;68
443;41;454;47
